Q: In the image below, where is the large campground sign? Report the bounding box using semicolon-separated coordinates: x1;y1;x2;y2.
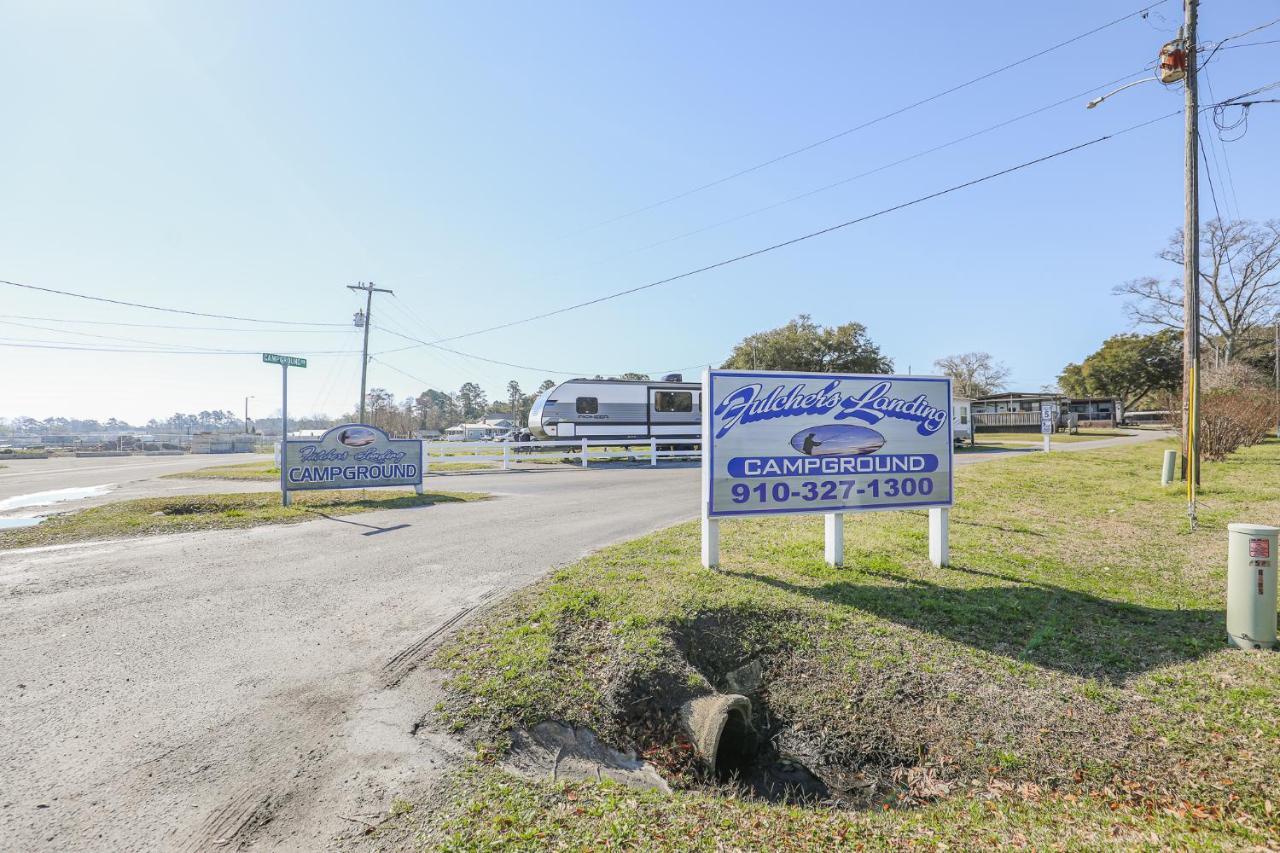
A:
283;424;423;491
701;369;954;568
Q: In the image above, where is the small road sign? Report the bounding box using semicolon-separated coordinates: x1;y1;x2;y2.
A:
263;352;307;368
1040;403;1056;435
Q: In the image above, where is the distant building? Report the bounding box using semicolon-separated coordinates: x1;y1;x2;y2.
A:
970;392;1123;430
444;422;509;441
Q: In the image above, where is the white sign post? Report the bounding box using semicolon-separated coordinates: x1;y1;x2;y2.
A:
701;369;955;569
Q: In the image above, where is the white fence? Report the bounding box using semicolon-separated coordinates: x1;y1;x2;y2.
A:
423;438;701;472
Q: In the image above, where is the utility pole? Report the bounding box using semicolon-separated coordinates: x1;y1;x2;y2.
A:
1181;0;1201;526
244;395;253;434
347;281;393;423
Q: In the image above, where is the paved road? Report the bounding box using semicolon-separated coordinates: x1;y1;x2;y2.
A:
0;433;1172;850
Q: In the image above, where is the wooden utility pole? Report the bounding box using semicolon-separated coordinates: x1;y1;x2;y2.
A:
347;281;393;423
1181;0;1201;525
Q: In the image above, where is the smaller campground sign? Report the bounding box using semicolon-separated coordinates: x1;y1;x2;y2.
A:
283;424;422;491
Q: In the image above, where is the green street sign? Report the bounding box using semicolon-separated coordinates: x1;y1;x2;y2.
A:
263;352;307;368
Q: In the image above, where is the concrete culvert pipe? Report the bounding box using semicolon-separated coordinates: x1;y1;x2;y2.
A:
679;694;755;779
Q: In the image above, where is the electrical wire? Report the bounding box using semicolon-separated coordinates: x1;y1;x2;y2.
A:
608;66;1160;265
395;110;1183;349
372;324;597;376
0;278;347;327
563;1;1172;235
517;65;1158;288
0;336;354;356
0;313;348;333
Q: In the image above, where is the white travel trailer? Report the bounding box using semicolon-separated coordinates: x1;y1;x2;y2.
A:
528;376;700;441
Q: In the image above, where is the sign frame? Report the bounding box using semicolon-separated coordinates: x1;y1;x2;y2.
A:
282;423;424;493
700;367;954;569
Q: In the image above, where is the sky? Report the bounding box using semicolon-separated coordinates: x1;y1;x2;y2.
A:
2;0;1278;425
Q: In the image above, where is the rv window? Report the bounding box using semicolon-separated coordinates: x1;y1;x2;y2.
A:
575;397;598;415
959;409;969;425
654;391;693;413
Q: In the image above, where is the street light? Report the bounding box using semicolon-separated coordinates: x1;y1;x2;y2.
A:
1085;75;1158;109
244;396;255;434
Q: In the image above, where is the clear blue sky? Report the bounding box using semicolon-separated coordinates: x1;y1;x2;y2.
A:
2;1;1277;424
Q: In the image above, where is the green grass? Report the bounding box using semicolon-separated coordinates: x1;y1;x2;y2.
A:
389;438;1280;849
0;488;486;549
164;460;281;481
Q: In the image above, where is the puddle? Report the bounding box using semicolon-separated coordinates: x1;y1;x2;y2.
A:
0;484;115;513
0;517;44;530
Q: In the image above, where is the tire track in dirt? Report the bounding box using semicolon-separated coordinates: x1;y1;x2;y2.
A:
381;588;502;687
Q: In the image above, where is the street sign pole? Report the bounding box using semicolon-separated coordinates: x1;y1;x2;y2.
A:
280;364;290;506
262;353;307;507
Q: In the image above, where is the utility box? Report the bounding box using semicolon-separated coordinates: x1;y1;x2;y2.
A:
1226;523;1278;650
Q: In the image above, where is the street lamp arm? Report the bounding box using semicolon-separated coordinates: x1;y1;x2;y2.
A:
1086;75;1159;109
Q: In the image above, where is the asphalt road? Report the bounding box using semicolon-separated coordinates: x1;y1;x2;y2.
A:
0;433;1171;850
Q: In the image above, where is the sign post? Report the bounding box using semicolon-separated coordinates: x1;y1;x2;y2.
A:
701;369;954;569
263;353;308;506
1041;402;1055;452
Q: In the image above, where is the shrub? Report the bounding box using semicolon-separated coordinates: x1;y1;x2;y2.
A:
1162;384;1278;461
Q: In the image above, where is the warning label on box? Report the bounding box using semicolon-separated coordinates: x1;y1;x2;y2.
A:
1249;538;1271;558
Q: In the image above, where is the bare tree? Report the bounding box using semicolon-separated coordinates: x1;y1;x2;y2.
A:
933;352;1011;398
1115;219;1280;363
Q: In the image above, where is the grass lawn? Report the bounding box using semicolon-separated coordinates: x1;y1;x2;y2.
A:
164;460;281;481
0;489;485;549
384;438;1280;849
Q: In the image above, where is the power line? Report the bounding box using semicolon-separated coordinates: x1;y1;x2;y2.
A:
0;318;357;355
0;313;350;333
1212;38;1280;51
372;324;596;376
401;110;1182;349
595;66;1159;266
0;278;347;327
564;1;1172;235
0;337;354;356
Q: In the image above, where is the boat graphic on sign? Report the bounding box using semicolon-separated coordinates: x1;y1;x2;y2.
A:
790;424;885;457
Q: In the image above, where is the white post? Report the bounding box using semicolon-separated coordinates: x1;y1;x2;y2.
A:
929;507;949;567
581;437;589;468
1043;434;1051;453
824;513;844;567
502;443;510;470
700;368;719;569
701;513;719;570
650;437;658;467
